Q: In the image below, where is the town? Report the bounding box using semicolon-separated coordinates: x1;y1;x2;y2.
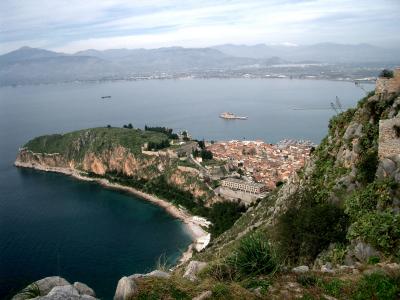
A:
142;126;315;206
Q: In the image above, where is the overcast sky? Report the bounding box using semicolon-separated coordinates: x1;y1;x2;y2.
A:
1;0;399;54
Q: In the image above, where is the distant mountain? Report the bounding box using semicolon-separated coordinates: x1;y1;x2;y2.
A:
0;46;273;85
213;43;400;63
0;46;65;64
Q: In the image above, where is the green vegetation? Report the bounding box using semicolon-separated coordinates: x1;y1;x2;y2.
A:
24;127;168;159
379;69;394;78
15;283;41;299
352;271;400;300
296;274;319;287
275;189;349;265
145;125;179;140
147;139;170;151
193;149;213;160
345;180;400;255
227;232;278;278
208;202;246;237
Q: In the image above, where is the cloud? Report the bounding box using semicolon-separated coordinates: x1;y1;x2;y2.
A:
1;0;399;54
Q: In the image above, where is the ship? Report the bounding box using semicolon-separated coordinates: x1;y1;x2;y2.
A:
101;96;111;99
219;112;248;120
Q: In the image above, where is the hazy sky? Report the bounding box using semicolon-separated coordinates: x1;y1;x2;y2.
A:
1;0;399;54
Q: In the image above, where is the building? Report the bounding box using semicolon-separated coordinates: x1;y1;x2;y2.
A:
221;177;267;194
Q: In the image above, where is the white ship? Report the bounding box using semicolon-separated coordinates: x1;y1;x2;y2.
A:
219;112;248;120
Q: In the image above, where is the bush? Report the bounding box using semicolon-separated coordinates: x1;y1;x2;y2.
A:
276;202;349;264
228;232;278;278
344;180;395;220
379;69;394;78
352;272;399;300
320;278;345;298
208;202;246;237
347;210;400;254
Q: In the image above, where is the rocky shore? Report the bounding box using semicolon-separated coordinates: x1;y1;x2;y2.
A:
14;159;210;264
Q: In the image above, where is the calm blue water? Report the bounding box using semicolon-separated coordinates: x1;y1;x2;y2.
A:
0;79;373;299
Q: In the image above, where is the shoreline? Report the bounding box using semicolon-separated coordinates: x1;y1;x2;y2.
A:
14;160;210;266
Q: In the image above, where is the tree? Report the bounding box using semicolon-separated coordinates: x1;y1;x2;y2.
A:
379;69;394;78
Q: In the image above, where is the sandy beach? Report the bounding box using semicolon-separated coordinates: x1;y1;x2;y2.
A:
14;160;210;265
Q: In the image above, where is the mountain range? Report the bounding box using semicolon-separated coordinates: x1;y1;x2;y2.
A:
0;43;399;85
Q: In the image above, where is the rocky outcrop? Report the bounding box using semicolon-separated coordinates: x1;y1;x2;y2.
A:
15;146;158;179
183;261;208;282
114;270;171;300
12;276;97;300
114;277;137;300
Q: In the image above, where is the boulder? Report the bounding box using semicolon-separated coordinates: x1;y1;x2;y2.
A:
183;261;208;282
47;285;79;297
343;122;362;140
73;282;96;297
36;285;98;299
321;263;334;273
114;277;137;300
354;241;379;262
12;276;71;300
377;158;397;179
292;265;309;273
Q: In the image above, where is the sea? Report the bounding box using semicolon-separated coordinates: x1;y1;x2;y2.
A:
0;78;374;299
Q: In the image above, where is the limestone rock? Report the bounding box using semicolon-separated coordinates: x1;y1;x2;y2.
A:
73;282;96;297
47;285;80;297
354;241;379;262
343;122;362;140
12;276;70;300
292;265;309;273
129;269;170;280
183;261;208;282
114;276;137;300
36;285;97;300
192;290;212;300
146;270;170;279
321;263;334;273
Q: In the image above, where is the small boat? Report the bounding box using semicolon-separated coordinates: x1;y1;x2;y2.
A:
101;96;111;99
219;112;248;120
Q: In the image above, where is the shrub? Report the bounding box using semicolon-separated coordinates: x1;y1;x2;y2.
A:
208;202;246;237
367;255;380;265
212;283;230;299
356;149;378;184
320;278;345;298
352;271;399;300
228;232;278;278
347;210;400;254
379;69;394;78
344;180;395;220
276;202;349;265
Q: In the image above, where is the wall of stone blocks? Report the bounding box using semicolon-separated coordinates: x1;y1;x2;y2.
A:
378;117;400;159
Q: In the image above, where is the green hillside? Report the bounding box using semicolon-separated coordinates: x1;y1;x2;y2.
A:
24;127;169;160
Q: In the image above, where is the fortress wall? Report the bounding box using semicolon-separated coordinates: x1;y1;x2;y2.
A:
378;117;400;159
376;68;400;96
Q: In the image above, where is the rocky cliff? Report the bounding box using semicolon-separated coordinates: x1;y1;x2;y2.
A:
15;127;214;204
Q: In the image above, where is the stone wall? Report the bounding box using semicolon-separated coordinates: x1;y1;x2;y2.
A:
378;117;400;159
376;68;400;97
